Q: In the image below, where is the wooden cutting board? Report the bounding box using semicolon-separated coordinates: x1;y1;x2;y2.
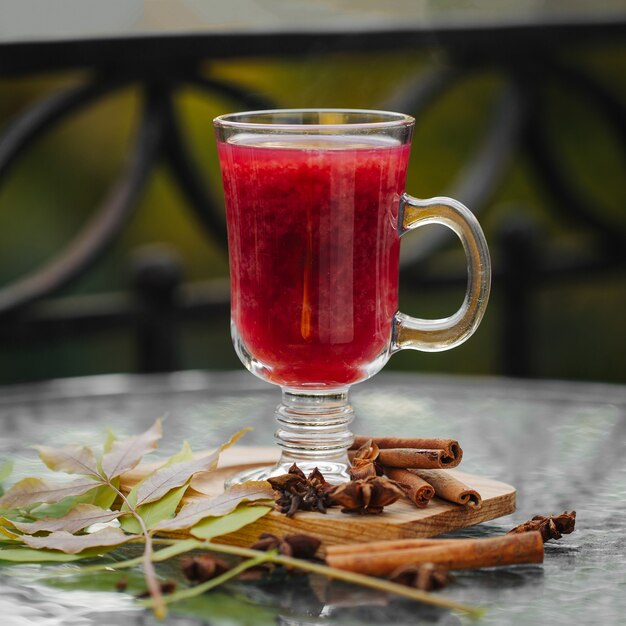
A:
122;446;516;548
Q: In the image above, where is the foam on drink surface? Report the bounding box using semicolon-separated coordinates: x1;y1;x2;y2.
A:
227;133;401;150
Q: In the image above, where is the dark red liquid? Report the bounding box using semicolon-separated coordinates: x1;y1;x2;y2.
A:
218;134;410;388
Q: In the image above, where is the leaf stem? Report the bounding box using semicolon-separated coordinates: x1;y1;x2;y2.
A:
43;536;483;617
140;551;272;608
106;480;166;619
189;541;483;618
41;533;483;618
37;539;196;577
276;553;485;619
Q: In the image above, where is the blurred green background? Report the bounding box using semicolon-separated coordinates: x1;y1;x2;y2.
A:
0;45;624;384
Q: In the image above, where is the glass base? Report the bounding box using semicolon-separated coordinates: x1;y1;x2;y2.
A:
225;387;354;488
225;457;351;488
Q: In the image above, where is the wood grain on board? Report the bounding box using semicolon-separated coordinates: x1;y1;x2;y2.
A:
121;446;516;548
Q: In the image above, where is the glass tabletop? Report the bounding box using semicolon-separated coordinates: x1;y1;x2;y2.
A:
0;370;625;625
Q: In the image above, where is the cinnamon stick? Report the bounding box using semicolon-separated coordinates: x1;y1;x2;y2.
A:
348;440;382;480
414;469;482;509
327;537;465;556
352;436;462;467
377;448;460;470
325;532;544;577
383;468;435;508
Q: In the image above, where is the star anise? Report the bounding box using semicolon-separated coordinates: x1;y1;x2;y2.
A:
238;533;323;581
329;476;403;514
389;563;450;591
507;511;576;542
268;464;334;517
181;554;230;583
349;439;383;480
251;532;321;559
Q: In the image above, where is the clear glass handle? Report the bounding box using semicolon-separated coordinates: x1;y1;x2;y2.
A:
392;193;491;352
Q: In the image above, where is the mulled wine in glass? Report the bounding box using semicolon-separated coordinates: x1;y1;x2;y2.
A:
214;109;490;483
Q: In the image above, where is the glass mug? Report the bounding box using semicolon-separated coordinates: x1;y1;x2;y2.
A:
214;109;490;483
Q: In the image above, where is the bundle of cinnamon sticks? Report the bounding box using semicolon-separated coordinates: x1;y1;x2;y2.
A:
350;435;481;510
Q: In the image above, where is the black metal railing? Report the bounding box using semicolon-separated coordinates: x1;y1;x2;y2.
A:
0;32;624;381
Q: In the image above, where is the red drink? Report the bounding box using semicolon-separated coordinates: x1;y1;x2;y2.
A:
218;134;410;388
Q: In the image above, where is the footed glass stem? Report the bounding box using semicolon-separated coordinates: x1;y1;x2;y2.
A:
226;388;355;486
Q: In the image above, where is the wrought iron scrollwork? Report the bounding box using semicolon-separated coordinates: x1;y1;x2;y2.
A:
0;71;273;316
382;60;625;376
0;55;623;378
